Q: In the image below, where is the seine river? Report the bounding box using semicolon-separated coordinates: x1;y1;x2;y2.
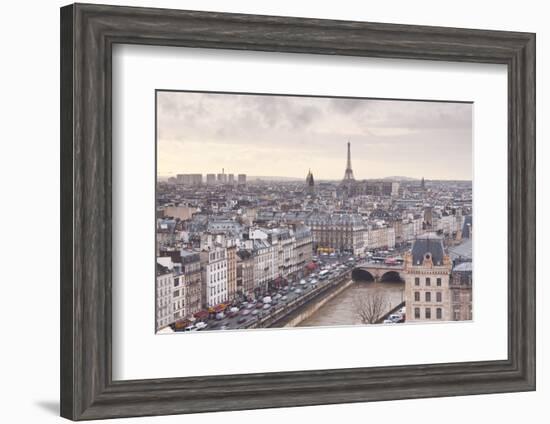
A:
297;281;405;327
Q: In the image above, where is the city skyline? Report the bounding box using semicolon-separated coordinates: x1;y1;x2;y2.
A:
157;91;472;180
158;173;472;183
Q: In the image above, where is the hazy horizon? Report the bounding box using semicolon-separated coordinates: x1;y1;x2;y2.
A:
157;91;473;180
157;174;472;182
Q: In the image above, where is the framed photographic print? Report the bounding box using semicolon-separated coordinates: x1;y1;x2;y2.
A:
60;3;536;421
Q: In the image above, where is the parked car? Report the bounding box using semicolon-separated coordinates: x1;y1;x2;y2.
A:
263;303;271;310
237;317;247;324
195;322;208;330
215;312;225;320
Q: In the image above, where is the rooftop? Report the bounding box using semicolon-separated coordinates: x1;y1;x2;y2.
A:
453;261;473;272
448;238;473;261
411;234;446;266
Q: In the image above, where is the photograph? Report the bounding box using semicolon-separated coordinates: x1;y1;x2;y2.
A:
155;90;473;333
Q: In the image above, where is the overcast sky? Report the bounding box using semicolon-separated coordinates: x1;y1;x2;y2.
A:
157;91;472;180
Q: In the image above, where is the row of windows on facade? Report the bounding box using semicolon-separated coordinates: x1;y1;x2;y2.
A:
210;270;227;282
210;286;227;296
414;307;443;319
157;287;171;297
209;251;226;261
414;291;443;302
209;261;226;271
414;277;442;286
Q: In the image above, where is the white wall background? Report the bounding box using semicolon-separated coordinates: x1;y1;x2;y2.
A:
0;0;546;422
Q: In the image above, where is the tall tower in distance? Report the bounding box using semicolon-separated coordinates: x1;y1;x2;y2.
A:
305;169;315;196
342;141;355;182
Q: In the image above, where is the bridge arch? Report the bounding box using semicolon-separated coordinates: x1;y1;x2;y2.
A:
352;268;374;282
380;270;404;283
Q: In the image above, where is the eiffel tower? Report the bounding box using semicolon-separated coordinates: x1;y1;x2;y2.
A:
342;141;355;182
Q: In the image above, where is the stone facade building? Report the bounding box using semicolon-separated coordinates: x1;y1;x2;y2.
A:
450;261;473;320
180;250;202;319
226;244;237;302
365;226;396;250
404;234;452;322
172;271;186;323
269;228;296;278
293;224;313;273
236;249;255;298
156;263;174;331
252;239;276;295
305;213;365;254
200;246;228;308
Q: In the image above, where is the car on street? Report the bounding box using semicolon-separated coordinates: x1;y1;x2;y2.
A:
195;322;208;330
237;317;247;324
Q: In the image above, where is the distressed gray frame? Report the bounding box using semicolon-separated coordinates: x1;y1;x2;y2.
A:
60;3;536;421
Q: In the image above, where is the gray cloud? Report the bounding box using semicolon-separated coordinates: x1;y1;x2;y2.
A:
157;91;472;180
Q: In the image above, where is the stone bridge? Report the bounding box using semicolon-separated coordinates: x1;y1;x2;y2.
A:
352;261;405;283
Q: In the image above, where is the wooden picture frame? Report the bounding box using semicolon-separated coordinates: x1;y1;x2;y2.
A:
60;3;536;420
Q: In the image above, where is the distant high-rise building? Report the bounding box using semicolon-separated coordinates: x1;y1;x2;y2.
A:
217;168;227;184
228;174;235;184
421;176;426;190
176;174;202;186
206;174;216;185
237;174;247;185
